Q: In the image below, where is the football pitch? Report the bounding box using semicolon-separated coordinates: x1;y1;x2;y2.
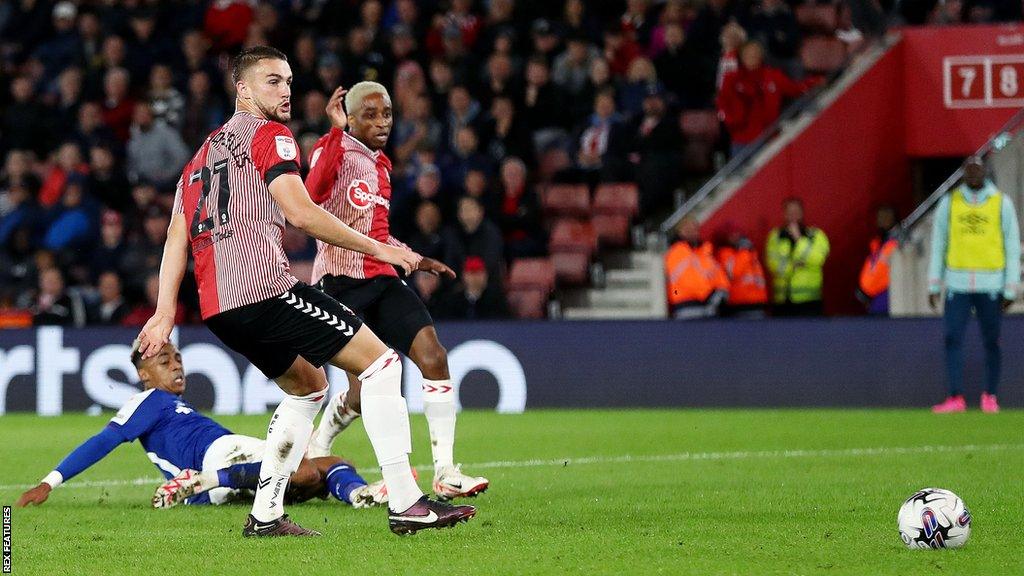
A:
2;409;1022;575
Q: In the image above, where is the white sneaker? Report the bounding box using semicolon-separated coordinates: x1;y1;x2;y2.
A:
152;469;205;508
433;464;489;501
348;479;388;509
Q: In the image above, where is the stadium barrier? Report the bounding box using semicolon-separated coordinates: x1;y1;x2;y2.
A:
0;320;1021;415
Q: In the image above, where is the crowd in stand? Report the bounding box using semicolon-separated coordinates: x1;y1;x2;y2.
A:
2;0;1004;326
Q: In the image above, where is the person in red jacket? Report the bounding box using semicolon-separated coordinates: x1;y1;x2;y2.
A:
857;205;899;316
716;41;807;156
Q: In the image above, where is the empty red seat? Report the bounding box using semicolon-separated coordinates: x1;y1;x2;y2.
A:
507;258;556;293
541;184;590;219
549;219;598;255
679;110;721;144
801;36;846;75
593;214;631;248
507;288;548;319
796;4;838;34
593;183;639;217
551;252;590;286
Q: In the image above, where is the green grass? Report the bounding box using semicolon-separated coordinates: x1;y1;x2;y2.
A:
2;409;1023;575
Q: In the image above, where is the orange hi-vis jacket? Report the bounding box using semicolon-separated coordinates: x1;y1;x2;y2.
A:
859;236;898;298
665;240;730;306
716;245;768;306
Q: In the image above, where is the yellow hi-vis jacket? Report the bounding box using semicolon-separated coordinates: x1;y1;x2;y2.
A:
765;226;830;304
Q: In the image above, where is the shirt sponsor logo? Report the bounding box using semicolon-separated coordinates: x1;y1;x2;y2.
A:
275;135;297;161
346;179;390;210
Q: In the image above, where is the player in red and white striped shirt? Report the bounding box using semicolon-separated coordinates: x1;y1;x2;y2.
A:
304;83;489;501
136;47;475;537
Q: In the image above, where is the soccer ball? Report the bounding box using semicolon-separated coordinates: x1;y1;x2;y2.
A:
897;488;971;549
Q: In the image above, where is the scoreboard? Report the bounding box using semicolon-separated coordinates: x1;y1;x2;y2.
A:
944;54;1024;109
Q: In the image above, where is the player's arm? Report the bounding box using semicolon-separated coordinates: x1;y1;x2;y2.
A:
304;87;349;204
269;174;421;274
138;211;189;358
16;425;126;507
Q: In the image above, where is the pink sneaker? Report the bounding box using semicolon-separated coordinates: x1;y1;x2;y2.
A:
980;393;1000;413
932;395;966;413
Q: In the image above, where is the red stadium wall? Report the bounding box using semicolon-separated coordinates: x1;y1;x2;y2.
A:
701;24;1024;314
703;42;911;315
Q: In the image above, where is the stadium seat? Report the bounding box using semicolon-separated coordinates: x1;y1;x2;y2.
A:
593;183;640;218
593;214;631;248
507;258;556;293
682;140;715;174
507;288;548;319
679;110;721;144
541;184;591;219
550;251;591;286
796;4;838;34
548;219;598;255
800;36;847;75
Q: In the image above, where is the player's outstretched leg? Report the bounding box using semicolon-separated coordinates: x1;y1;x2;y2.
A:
308;389;360;458
332;326;476;535
244;359;327;537
408;327;489;500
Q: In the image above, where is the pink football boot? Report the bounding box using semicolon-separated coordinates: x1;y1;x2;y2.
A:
980;393;1000;414
932;395;966;413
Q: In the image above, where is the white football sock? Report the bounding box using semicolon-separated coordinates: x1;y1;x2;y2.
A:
250;388;325;522
422;379;456;474
310;391;360;455
197;470;219;489
358;350;422;513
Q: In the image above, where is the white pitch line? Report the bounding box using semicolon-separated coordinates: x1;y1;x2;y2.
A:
2;443;1021;492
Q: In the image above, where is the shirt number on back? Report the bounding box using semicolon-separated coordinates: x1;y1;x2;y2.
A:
188;159;231;239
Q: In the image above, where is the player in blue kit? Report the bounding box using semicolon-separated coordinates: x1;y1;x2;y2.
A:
15;340;384;510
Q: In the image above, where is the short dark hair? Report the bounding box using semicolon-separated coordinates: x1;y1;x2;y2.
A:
231;46;288;84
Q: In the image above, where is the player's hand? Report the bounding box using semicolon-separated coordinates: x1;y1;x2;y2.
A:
418;257;456;279
138;311;175;359
375;244;422;276
326;86;348;131
928;293;940;310
16;483;51;507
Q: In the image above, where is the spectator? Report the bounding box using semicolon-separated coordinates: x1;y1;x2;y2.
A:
0;175;42;248
621;0;656;47
406;201;446;262
393;164;448;238
100;67;135;143
179;30;222;92
573;56;614;125
857;205;899;316
618;57;660;119
90;210;128;279
392;93;443;166
33;2;81;80
38;142;88;208
716;22;747;90
462;169;495;214
521;56;569;148
495;157;546;261
125;8;170;80
122;206;170;291
148;64;186;129
19;267;86;327
445;85;484;153
654;23;704;108
3;76;51;155
42;178;97;252
439;126;492;192
765;198;830;316
714;222;768;317
739;0;801;77
296;90;331;141
88;270;130;325
122;271;186;327
717;41;808;156
87;144;131;213
530;19;563;64
633;86;683;216
553;33;602;98
392;60;428;116
575;88;632;183
479;52;520;109
648;0;694;57
928;157;1020;414
126;102;190;188
602;25;641;78
181;71;226;149
481;95;534;166
664;216;730;319
433;256;511;320
51;66;85;132
74;102;118;152
443;195;505;280
563;0;603;42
